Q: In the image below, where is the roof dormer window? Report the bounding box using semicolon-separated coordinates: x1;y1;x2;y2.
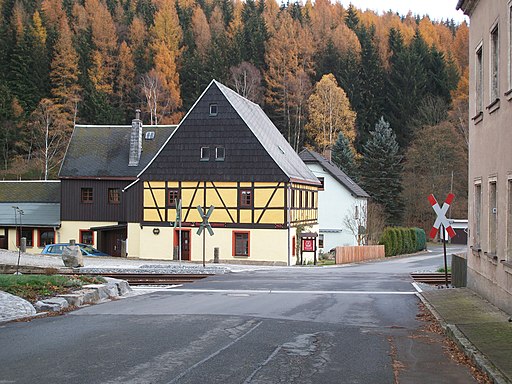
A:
200;146;210;161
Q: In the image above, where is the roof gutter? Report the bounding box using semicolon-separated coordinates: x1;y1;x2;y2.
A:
122;178;140;192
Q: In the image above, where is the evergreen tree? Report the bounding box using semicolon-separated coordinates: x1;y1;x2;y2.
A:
239;0;268;67
344;4;359;31
353;24;385;151
332;131;358;181
359;117;403;226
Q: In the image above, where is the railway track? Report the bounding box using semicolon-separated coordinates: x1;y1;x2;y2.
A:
410;272;451;285
70;272;213;285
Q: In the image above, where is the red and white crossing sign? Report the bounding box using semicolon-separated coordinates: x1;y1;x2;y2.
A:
428;193;456;239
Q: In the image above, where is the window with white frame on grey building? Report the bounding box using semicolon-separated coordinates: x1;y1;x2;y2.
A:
508;179;512;261
491;24;499;102
489;180;497;255
509;4;512;92
476;45;483;113
475;183;482;248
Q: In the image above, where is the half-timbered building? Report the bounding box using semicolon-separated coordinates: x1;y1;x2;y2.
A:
128;80;320;264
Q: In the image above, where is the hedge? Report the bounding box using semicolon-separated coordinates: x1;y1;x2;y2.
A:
379;227;427;257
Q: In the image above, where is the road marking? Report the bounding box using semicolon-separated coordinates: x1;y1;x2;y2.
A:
411;282;423;293
166;320;262;384
166;288;417;295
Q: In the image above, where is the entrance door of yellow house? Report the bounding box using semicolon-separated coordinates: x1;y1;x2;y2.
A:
174;229;191;261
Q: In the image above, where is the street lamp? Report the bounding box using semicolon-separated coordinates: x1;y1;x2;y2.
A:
12;206;23;274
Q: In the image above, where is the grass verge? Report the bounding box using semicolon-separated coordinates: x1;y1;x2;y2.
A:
0;274;106;303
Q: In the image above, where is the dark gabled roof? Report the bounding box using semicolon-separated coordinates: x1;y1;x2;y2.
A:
59;125;177;178
0;181;60;202
299;149;369;198
215;82;319;185
138;80;319;185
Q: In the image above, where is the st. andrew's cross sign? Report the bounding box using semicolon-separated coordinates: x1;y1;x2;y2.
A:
196;205;214;236
428;193;456;240
428;193;455;287
197;205;214;267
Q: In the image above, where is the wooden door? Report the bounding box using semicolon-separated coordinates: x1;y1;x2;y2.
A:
175;229;191;260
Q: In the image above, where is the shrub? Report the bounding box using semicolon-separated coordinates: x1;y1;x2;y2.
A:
379;227;393;257
414;228;426;251
380;226;427;256
409;228;417;253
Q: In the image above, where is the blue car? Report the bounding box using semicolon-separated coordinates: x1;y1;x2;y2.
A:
42;243;109;257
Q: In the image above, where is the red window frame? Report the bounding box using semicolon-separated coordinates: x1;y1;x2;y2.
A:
292;236;296;256
38;229;55;247
80;230;94;245
17;228;34;247
81;187;93;203
239;189;252;208
232;231;250;257
108;188;121;204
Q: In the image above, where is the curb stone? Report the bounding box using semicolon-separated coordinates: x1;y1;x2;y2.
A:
416;292;511;384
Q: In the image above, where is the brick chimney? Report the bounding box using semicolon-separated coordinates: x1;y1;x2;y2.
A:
129;109;142;167
323;148;332;162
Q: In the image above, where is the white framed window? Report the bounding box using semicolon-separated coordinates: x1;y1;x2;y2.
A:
489;179;498;255
209;104;218;116
476;43;484;114
508;2;512;92
215;146;225;161
474;181;482;247
200;146;210;161
507;177;512;261
490;23;500;102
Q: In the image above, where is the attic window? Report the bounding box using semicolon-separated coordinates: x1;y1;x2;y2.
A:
200;146;210;161
209;104;218;116
215;146;225;161
145;131;155;140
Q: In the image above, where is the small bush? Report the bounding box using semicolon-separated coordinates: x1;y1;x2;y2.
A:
414;228;426;251
379;227;393;257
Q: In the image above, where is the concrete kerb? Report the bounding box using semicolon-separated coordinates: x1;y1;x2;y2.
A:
416;292;511;384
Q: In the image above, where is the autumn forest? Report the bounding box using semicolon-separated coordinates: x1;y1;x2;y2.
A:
0;0;469;230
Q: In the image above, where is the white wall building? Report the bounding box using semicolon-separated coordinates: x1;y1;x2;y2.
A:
299;150;369;252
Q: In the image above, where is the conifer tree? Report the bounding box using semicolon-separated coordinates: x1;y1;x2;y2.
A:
348;19;385;151
332;131;358;181
359;117;403;226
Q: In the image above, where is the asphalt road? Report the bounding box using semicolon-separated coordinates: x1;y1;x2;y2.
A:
0;245;475;384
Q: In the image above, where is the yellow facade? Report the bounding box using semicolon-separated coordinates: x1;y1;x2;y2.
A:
139;180;318;264
143;180;317;227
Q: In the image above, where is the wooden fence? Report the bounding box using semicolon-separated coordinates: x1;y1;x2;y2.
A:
335;245;385;264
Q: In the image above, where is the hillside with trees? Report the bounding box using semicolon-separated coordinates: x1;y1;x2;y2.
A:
0;0;469;231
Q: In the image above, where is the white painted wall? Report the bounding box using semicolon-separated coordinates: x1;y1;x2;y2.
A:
306;163;367;251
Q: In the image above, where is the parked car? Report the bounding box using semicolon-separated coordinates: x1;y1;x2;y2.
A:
42;243;109;257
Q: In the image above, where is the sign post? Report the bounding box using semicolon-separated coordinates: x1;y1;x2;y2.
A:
428;193;456;288
197;205;215;267
174;199;182;264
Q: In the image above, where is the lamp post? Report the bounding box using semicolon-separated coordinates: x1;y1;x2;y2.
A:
12;206;23;274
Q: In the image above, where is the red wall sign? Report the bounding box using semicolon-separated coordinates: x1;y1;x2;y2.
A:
302;239;315;252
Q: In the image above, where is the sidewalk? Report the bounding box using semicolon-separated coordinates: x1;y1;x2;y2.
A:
420;288;512;384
